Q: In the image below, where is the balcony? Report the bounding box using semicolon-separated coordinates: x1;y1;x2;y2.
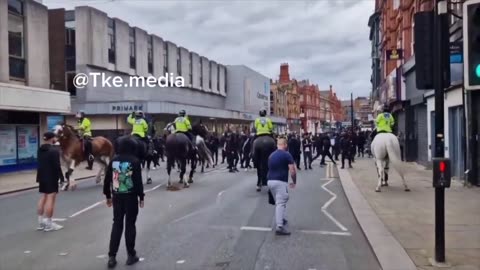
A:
0;82;71;113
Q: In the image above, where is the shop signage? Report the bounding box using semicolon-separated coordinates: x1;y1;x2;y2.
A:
0;125;17;165
109;103;144;114
386;49;403;60
17;126;38;164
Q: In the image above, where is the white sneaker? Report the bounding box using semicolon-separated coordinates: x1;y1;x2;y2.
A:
36;222;46;231
44;222;63;232
60;182;68;191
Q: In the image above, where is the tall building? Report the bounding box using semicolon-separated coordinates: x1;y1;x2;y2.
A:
48;6;285;138
298;80;321;133
0;0;71;173
271;63;301;133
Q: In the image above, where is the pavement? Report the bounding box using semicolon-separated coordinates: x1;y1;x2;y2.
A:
337;157;480;270
0;165;98;195
0;160;381;270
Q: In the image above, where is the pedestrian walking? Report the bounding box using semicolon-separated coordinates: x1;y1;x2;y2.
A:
267;137;297;236
357;131;366;158
340;133;354;169
36;132;64;232
302;134;313;170
287;134;301;170
103;137;145;268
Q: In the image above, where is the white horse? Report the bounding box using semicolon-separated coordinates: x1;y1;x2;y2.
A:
371;132;410;192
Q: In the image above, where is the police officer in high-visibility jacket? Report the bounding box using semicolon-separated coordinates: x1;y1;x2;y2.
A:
254;108;273;138
375;105;395;135
76;111;94;170
127;111;149;142
174;110;195;144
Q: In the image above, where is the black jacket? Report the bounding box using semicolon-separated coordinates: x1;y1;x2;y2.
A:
288;137;301;155
36;144;64;184
302;138;313;153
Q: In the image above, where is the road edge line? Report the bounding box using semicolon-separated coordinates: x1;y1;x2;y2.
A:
337;167;417;270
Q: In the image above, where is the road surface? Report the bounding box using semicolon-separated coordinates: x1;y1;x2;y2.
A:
0;161;380;270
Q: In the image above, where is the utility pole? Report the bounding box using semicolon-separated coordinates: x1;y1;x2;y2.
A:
433;0;449;264
351;93;354;132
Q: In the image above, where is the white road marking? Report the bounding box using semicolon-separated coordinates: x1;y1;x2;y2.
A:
171;208;206;224
299;230;351;236
24;250;31;254
59;252;68;256
52;218;67;222
240;226;272;232
69;201;103;218
139;257;145;262
145;183;164;193
96;254;107;259
321;178;349;232
176;260;185;264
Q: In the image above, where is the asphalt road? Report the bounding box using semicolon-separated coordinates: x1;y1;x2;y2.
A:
0;161;381;270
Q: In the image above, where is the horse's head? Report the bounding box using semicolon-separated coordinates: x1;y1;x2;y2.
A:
192;122;209;138
53;124;77;141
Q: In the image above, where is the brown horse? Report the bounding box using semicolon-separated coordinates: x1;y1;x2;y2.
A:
53;124;114;190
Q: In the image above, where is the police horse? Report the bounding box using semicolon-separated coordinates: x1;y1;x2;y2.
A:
53;124;114;190
371;132;410;192
252;135;276;192
164;122;213;188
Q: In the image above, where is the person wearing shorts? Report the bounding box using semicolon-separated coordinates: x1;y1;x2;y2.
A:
36;132;64;232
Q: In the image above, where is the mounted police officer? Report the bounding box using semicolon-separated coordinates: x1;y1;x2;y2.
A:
173;110;195;145
75;111;94;170
371;104;395;140
127;110;149;145
254;108;273;139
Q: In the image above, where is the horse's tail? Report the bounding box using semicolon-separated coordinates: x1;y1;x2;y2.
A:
385;134;406;180
196;137;213;166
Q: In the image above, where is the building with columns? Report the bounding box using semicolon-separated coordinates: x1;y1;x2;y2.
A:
48;6;285;139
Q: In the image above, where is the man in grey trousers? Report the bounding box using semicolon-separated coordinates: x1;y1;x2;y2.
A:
267;137;297;235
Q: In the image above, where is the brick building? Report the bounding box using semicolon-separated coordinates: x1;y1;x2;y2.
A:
298;80;321;133
271;63;301;132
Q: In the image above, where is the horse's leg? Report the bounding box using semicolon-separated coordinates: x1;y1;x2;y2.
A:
375;159;384;192
166;158;173;188
181;159;189;188
146;158;152;184
382;159;390;186
188;157;195;184
95;157;107;184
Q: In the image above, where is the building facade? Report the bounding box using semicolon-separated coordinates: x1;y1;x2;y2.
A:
271;63;301;133
298;80;321;134
0;0;71;173
48;6;285;139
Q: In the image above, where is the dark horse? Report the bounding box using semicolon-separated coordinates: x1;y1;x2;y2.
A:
252;135;276;192
165;122;212;188
114;134;155;184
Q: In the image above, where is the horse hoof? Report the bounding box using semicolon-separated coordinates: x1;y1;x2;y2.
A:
147;178;152;184
375;188;381;192
405;188;411;192
188;179;193;184
256;187;261;192
184;184;190;188
179;179;184;184
385;183;389;187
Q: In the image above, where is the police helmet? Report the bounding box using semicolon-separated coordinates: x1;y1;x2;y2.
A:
382;104;391;113
179;110;186;117
259;108;267;117
76;111;85;118
135;110;144;118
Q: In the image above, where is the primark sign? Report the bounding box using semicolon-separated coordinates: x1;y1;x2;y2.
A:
109;103;145;114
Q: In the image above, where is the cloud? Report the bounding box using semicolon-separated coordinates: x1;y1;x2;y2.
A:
44;0;374;99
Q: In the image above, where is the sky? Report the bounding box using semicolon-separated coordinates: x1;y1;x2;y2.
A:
43;0;375;101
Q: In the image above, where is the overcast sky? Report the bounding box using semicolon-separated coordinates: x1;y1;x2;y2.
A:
43;0;374;100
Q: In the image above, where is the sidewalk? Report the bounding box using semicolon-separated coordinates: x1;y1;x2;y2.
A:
0;165;98;195
339;158;480;270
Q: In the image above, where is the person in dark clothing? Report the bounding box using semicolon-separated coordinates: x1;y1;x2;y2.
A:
220;135;227;164
36;132;64;232
332;133;341;161
287;134;301;170
242;132;254;170
209;133;220;166
350;132;357;163
320;134;336;166
302;134;313;170
340;133;354;169
357;132;366;158
103;137;145;268
224;130;238;172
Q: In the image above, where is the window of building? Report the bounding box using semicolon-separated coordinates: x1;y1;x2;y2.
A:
208;62;212;89
65;27;76;71
147;36;153;74
393;0;400;9
8;0;25;80
66;73;77;96
163;42;168;74
189;53;193;86
108;18;116;64
129;28;136;69
177;48;181;76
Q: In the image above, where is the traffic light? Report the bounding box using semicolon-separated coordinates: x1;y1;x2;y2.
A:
464;0;480;90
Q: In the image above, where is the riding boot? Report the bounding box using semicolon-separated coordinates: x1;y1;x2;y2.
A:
85;139;93;170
